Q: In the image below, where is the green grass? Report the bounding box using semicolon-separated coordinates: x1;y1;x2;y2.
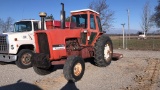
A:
110;36;160;51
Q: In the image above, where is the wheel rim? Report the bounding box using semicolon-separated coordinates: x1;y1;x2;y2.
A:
74;63;82;76
104;44;111;61
21;53;32;65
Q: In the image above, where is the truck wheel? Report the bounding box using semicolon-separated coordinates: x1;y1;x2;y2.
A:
94;34;113;67
16;49;33;69
63;56;85;82
33;66;53;75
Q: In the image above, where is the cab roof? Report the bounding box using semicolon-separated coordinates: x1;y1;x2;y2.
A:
17;19;40;22
70;9;99;15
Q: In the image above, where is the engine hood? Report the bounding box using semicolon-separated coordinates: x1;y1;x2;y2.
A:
3;32;34;41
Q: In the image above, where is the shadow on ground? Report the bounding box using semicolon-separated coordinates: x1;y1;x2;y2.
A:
85;57;96;66
112;57;119;61
0;61;15;65
52;65;64;72
61;80;79;90
0;79;42;90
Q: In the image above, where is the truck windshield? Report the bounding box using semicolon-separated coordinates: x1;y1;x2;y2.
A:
14;21;32;32
70;14;87;29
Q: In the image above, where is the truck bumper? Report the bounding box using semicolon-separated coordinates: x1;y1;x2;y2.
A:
0;54;17;62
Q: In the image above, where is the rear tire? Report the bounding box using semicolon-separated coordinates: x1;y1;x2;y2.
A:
33;66;53;75
63;56;85;82
94;34;113;67
16;49;33;69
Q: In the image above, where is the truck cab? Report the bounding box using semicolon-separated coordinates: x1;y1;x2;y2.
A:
0;19;42;69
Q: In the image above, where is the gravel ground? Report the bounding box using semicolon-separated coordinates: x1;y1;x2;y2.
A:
0;49;160;90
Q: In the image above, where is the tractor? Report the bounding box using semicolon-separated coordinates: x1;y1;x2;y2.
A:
31;3;113;82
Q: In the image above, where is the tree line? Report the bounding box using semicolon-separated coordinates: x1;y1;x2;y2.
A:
152;0;160;28
0;17;14;33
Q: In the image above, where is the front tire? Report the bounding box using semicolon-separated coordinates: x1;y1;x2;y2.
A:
63;56;85;82
16;49;33;69
94;34;113;67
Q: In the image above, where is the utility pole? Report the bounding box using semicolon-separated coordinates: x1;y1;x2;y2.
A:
121;23;125;49
127;9;130;40
125;29;128;49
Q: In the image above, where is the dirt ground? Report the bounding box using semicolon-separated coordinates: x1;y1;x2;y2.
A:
0;49;160;90
34;50;160;90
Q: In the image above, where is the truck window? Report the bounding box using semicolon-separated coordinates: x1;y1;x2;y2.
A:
33;22;39;31
14;21;32;32
70;14;87;29
90;14;96;30
96;16;102;32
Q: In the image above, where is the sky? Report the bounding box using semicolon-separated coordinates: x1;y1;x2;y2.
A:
0;0;158;34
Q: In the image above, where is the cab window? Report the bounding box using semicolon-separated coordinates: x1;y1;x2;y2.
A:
70;14;87;29
90;14;96;29
33;22;39;31
14;21;32;32
96;16;102;32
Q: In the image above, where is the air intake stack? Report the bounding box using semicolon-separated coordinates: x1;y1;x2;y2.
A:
60;3;65;29
39;12;47;30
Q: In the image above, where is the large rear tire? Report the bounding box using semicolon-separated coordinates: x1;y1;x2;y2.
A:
63;56;85;82
94;34;113;67
16;49;33;69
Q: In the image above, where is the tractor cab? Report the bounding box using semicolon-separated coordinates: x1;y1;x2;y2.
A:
69;9;103;46
70;9;102;32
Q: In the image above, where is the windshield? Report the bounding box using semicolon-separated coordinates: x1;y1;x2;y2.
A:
70;14;87;29
14;21;32;32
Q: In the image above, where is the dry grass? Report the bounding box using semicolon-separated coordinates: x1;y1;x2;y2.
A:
110;35;160;51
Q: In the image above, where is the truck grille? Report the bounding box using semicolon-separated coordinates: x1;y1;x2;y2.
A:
0;34;9;53
37;33;50;57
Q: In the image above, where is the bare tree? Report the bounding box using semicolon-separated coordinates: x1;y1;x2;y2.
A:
46;14;54;20
141;1;152;34
152;0;160;27
3;17;14;32
0;18;4;32
65;16;70;22
88;0;114;31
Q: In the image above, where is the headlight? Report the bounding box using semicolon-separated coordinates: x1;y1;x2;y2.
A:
11;45;14;50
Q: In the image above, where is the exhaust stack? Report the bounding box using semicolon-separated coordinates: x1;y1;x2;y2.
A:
39;12;47;30
60;3;65;29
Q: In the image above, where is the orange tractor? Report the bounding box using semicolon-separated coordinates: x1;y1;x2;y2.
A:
32;3;113;82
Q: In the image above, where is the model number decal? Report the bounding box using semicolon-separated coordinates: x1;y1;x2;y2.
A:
52;45;65;50
23;36;27;39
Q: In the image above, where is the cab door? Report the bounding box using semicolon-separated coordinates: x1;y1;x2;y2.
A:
81;14;102;46
88;14;97;45
76;14;88;45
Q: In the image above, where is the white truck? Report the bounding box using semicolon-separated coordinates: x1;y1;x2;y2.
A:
0;19;41;69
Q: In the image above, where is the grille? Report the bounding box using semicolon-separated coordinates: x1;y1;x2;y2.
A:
0;34;8;53
37;33;50;57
